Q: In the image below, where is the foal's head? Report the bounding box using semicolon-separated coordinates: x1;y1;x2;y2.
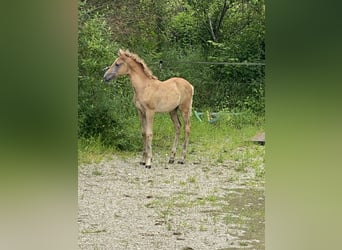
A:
103;49;130;82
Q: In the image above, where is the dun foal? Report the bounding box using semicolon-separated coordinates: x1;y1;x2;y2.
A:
104;49;194;169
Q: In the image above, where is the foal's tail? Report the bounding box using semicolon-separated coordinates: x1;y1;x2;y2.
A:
185;84;194;119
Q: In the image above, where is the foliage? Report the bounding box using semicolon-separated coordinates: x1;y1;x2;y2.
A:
168;8;199;47
78;2;140;150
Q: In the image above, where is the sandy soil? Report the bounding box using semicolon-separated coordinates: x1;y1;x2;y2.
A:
78;153;265;250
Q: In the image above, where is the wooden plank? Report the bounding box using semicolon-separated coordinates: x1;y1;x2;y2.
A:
250;132;265;145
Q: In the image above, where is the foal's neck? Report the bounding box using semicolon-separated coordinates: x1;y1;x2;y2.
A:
128;64;154;93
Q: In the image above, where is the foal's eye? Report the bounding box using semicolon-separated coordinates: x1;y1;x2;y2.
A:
115;62;120;67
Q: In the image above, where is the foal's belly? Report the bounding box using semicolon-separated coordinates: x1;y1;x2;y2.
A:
134;86;181;113
154;95;181;112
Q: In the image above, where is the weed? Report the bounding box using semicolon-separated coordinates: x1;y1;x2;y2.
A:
206;195;219;204
188;176;197;183
239;241;249;246
216;153;224;163
179;181;186;186
196;198;206;206
199;224;207;231
92;169;102;176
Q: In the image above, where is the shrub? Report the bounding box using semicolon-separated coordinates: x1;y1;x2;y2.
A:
78;3;140;150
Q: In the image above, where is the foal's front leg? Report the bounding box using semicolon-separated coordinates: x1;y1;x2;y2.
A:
144;110;155;169
137;110;147;166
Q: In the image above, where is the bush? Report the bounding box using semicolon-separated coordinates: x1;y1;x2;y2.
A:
78;3;141;150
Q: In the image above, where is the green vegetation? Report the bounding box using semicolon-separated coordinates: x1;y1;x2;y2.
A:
79;112;265;172
78;0;265;162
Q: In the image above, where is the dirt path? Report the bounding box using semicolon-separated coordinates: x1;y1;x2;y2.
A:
78;153;265;250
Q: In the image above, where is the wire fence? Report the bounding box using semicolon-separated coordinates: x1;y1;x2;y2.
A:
153;60;265;86
157;60;266;66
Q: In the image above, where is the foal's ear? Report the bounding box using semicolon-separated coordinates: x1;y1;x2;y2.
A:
118;49;129;59
118;49;124;56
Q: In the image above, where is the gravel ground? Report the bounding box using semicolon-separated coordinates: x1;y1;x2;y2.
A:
78;153;265;250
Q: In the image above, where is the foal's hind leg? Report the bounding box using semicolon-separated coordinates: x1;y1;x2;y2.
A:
169;109;181;164
178;109;191;164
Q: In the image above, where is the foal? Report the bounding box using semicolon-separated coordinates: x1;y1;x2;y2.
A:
104;49;194;169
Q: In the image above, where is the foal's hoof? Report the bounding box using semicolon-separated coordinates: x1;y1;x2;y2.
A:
140;162;145;166
177;160;185;164
168;159;175;164
145;165;151;169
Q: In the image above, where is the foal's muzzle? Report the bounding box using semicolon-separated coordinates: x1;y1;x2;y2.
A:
103;72;116;82
103;75;111;82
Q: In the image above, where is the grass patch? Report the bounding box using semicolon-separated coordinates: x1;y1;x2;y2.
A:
78;136;114;165
222;189;265;232
92;169;102;176
78;110;265;178
78;136;136;165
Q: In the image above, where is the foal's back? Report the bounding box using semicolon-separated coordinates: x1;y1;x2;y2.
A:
162;77;194;99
